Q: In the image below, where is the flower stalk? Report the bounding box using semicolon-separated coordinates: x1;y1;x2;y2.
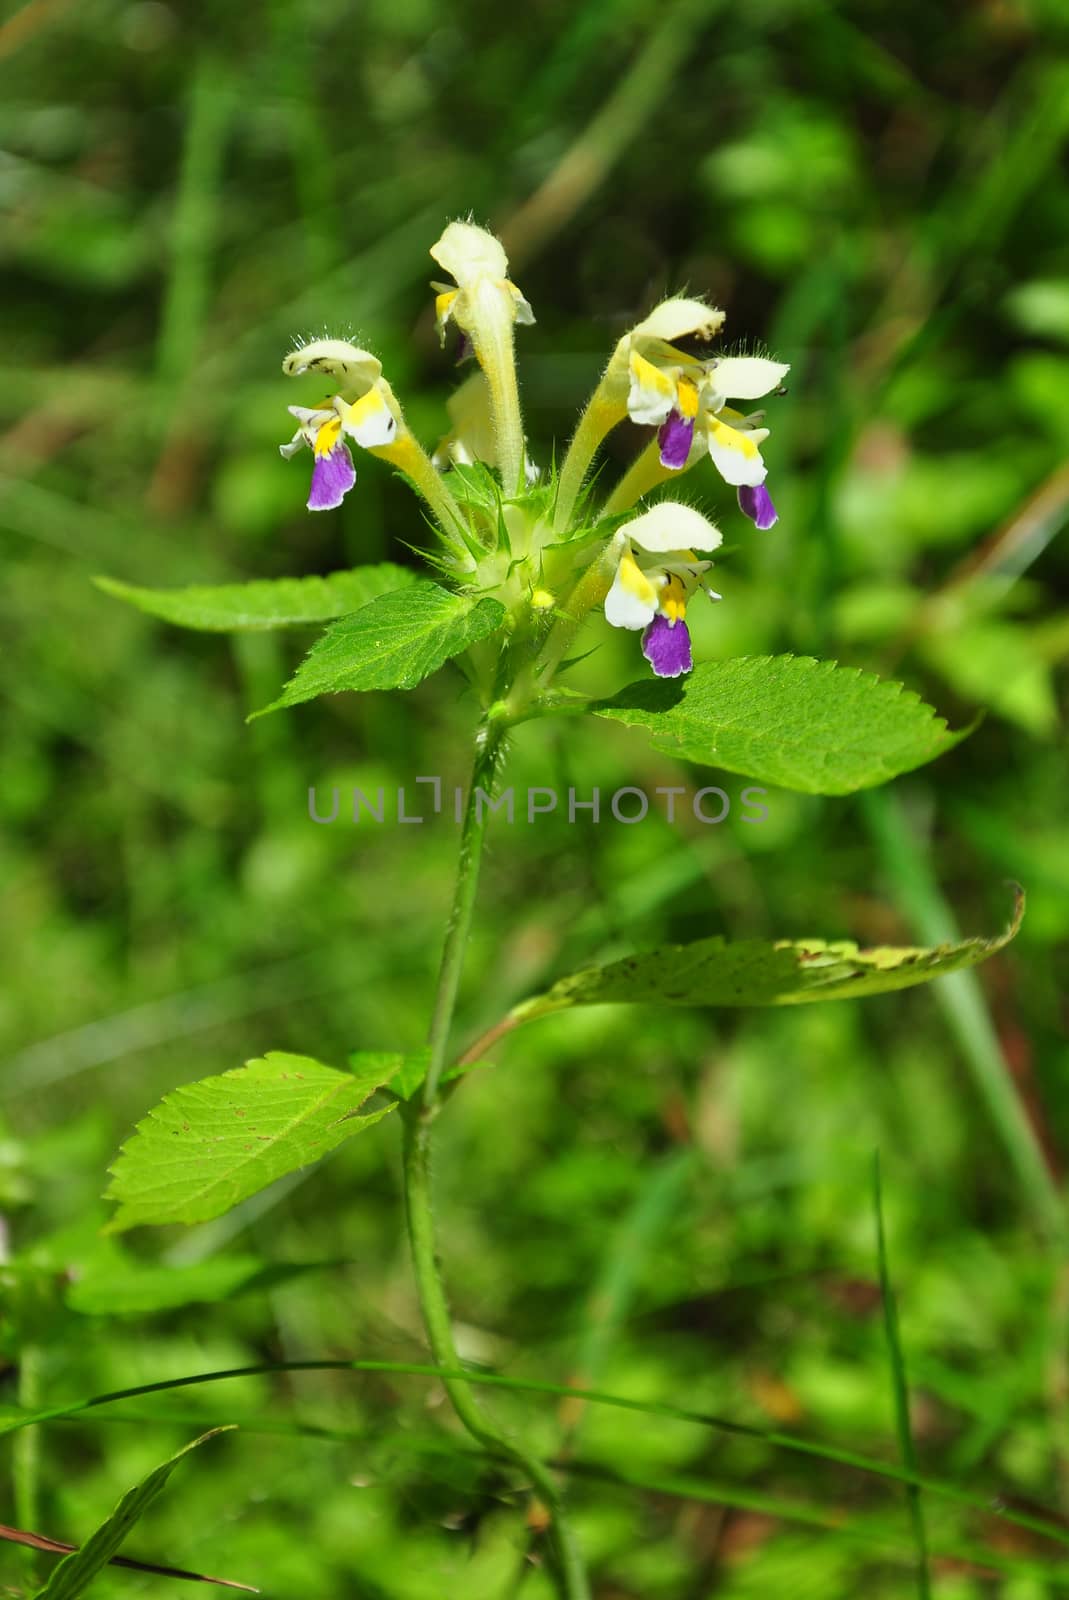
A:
553;392;624;533
403;722;591;1599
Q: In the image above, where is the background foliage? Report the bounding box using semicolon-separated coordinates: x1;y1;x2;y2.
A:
2;0;1068;1593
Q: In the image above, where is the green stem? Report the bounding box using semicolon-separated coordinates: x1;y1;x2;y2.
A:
553;393;622;533
402;1111;590;1597
421;722;504;1112
404;724;591;1598
481;329;526;498
373;432;470;558
601;437;681;517
14;1342;42;1583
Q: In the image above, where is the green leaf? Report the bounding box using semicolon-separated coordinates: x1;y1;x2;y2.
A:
593;655;970;794
33;1430;253;1598
367;1047;484;1101
94;564;417;631
371;1048;431;1100
255;581;507;714
105;1051;402;1231
510;890;1023;1023
66;1253;326;1316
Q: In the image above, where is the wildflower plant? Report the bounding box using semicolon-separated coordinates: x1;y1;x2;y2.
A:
96;220;1021;1596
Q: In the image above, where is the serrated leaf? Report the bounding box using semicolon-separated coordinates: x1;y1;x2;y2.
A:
105;1051;402;1231
511;890;1023;1022
593;655;969;794
94;564;416;631
33;1430;255;1597
255;582;507;714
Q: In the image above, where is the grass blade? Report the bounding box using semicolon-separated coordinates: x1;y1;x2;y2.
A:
874;1153;932;1598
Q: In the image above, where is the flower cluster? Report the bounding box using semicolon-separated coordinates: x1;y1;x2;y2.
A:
280;221;787;684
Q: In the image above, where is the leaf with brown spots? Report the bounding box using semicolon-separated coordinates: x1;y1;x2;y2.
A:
105;1052;403;1231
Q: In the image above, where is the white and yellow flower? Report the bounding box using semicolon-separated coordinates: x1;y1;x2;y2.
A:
604;502;722;679
554;296;787;532
279;339;399;511
430;222;534;346
627;343;789;506
429;221;534;496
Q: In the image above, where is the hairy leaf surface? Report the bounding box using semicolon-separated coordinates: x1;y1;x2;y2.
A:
256;582;506;712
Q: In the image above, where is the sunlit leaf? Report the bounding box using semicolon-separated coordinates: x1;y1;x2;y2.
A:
105;1052;402;1231
254;582;507;713
94;565;416;631
593;655;970;793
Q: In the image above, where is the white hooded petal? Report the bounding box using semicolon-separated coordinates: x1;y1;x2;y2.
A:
707;356;789;401
282;340;383;390
633;297;725;344
623;501;723;556
430;221;509;287
604;551;660;631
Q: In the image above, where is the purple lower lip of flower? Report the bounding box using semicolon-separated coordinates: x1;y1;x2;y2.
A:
307;443;356;511
641;612;693;678
657;409;694;471
737;482;778;530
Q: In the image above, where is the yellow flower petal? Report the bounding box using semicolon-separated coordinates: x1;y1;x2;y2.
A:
677;376;700;419
705;416;766;488
312;415;343;456
659;574;689;623
627;349;678;426
605;548;660;630
339;387;398;449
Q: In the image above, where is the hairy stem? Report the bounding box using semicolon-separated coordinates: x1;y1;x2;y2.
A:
403;725;591;1598
373;432;470;555
553;393;623;533
421;722;504;1112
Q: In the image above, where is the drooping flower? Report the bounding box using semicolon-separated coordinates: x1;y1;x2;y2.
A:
279;339;399;511
604;502;722;679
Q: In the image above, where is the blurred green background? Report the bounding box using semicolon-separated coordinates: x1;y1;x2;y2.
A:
2;0;1069;1593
